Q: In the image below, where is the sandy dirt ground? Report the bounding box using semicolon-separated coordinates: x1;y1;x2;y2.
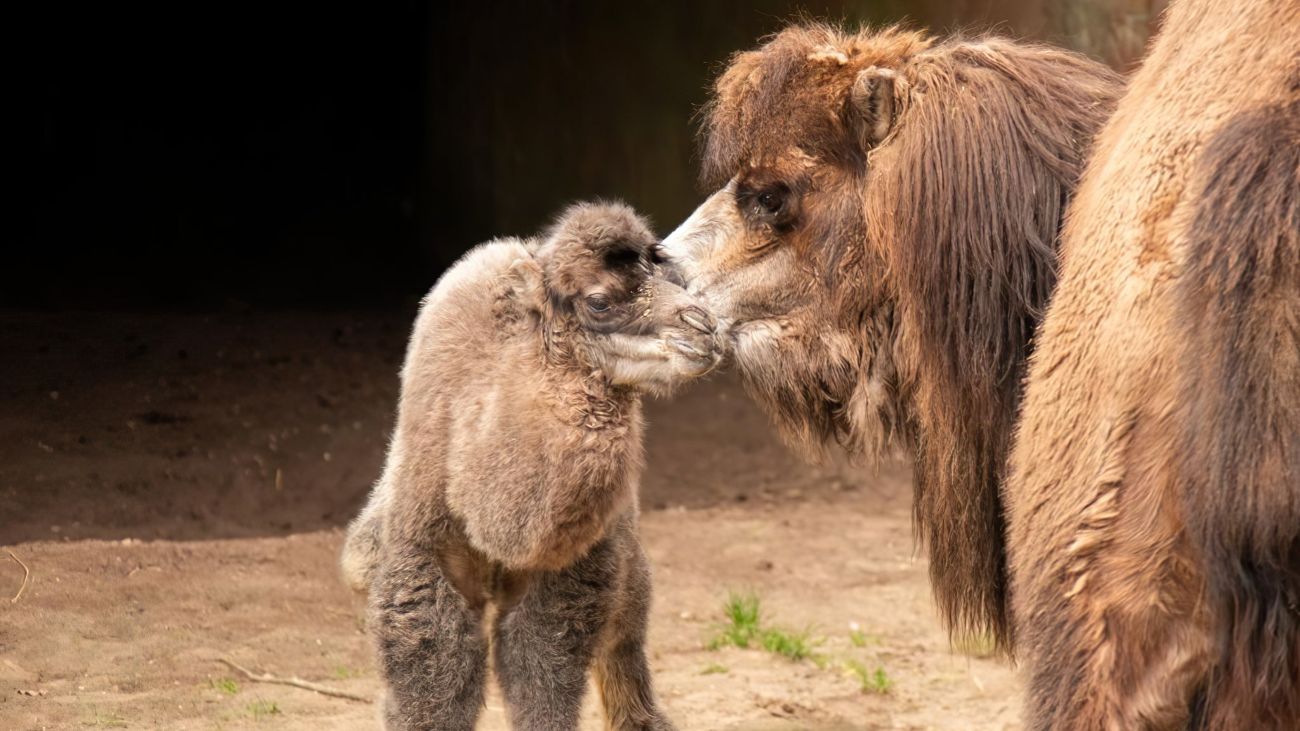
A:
0;310;1021;730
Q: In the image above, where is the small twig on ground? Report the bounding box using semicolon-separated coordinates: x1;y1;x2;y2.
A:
6;550;30;603
217;657;371;703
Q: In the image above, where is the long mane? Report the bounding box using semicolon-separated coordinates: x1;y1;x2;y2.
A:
868;36;1121;649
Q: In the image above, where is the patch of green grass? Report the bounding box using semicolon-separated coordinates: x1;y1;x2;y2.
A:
760;627;817;661
843;659;893;695
210;677;240;695
723;592;761;627
707;592;762;650
706;592;824;663
700;662;729;675
247;699;281;720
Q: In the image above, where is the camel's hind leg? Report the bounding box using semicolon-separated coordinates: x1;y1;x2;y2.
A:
1016;450;1214;730
1023;597;1212;730
371;547;487;731
593;530;676;731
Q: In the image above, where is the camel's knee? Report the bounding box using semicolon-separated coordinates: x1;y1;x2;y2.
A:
492;573;610;705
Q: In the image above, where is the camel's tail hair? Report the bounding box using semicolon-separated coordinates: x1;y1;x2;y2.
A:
1176;99;1300;729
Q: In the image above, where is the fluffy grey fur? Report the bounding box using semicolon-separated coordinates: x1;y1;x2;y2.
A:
343;201;716;730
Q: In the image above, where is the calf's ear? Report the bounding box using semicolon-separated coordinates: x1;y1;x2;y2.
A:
850;66;903;148
503;257;546;313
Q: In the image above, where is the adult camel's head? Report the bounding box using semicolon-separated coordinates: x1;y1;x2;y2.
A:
663;24;1121;647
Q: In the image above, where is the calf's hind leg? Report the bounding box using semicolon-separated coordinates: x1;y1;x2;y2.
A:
371;546;487;731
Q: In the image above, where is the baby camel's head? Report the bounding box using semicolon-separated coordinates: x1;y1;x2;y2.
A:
516;201;721;393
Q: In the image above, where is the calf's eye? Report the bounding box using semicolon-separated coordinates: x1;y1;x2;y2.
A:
586;295;611;313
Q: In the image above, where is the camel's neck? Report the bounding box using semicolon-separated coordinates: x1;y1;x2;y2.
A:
536;321;640;431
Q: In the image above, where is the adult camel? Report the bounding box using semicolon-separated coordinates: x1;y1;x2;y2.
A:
661;24;1120;649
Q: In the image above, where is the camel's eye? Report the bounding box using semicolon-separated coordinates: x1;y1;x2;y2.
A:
738;180;798;231
586;294;611;313
757;189;784;215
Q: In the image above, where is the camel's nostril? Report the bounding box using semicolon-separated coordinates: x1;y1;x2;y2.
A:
670;339;710;359
679;307;715;334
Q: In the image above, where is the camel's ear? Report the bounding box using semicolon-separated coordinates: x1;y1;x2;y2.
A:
504;256;546;312
850;66;902;148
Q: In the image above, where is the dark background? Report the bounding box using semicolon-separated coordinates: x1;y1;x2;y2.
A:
8;1;1162;310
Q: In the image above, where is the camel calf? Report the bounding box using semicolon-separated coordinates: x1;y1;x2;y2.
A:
343;201;715;730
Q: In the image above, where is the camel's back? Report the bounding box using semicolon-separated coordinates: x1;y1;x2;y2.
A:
1007;0;1295;530
341;238;534;589
1009;0;1299;533
372;238;537;541
407;238;532;382
1056;0;1296;278
396;237;546;442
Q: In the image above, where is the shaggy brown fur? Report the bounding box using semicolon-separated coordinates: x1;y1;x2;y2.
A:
1178;99;1300;729
664;23;1120;649
1006;0;1299;727
343;201;716;730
